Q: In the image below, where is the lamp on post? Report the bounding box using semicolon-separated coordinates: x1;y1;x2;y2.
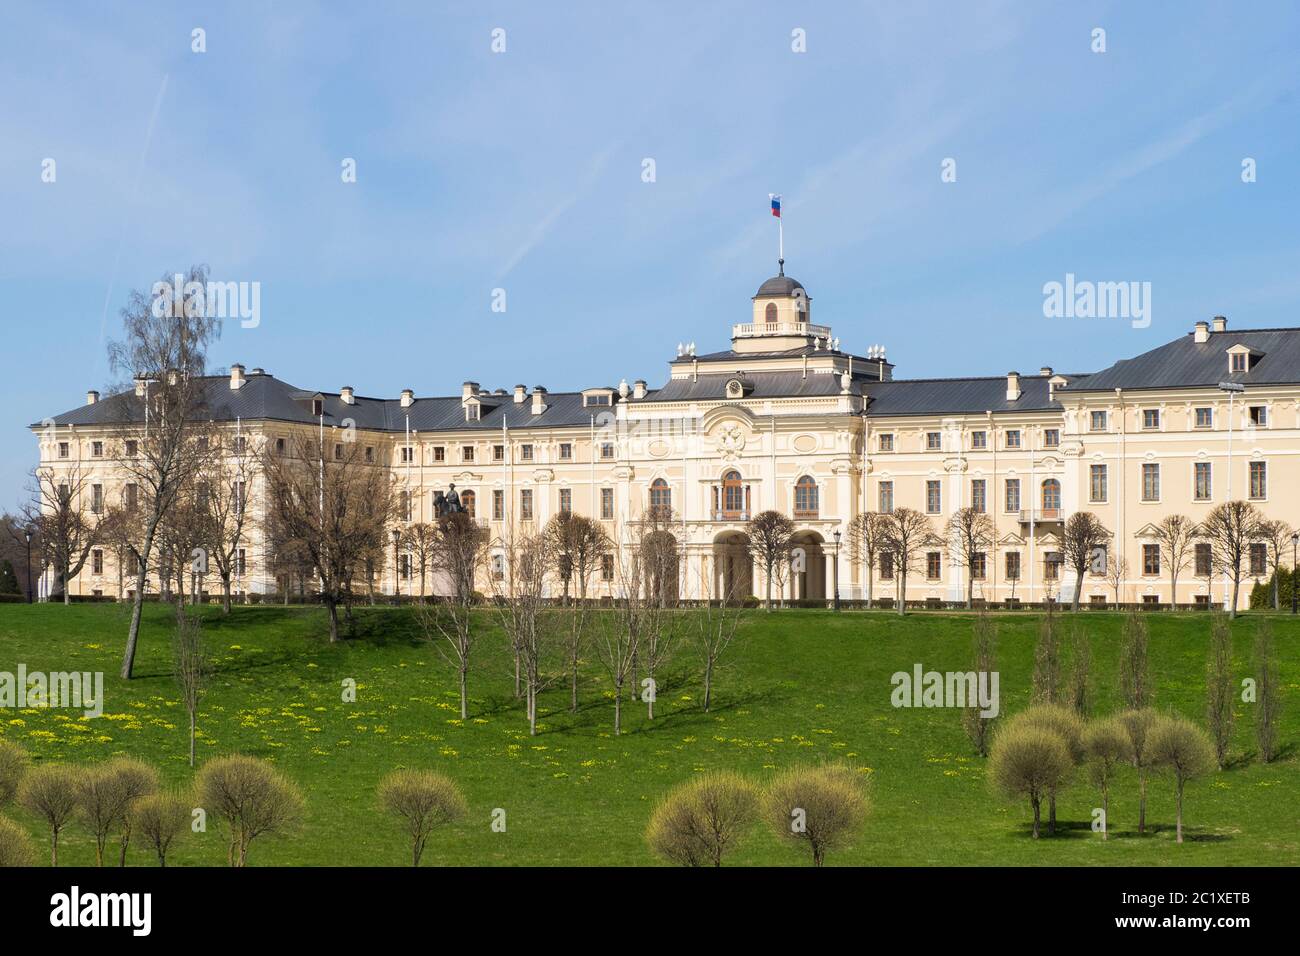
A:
832;529;842;612
1292;531;1298;616
23;528;33;600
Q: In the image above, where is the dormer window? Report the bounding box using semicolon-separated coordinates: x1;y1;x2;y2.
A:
312;397;323;416
725;378;752;399
1230;353;1247;373
465;402;480;421
582;391;613;407
1226;344;1262;374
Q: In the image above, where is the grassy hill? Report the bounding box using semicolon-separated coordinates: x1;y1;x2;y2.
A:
0;603;1295;866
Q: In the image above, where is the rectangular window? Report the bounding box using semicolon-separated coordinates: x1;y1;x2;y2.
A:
1194;462;1212;501
92;549;103;575
91;484;103;514
1195;542;1212;576
925;480;941;514
1044;428;1060;448
462;446;475;463
559;488;572;513
235;481;246;517
58;442;69;459
1142;463;1160;501
520;489;533;521
365;446;374;463
926;552;942;579
493;445;505;462
971;431;986;450
878;434;894;452
1005;479;1020;514
400;445;413;463
1249;405;1267;426
126;439;138;457
1194;407;1213;429
601;442;615;460
559;443;573;460
1005;430;1021;449
1142;409;1160;429
1005;552;1021;580
91;441;103;457
492;489;504;520
878;481;894;514
399;554;411;580
234;435;247;455
334;443;344;461
600;488;614;520
926;431;941;451
601;554;614;581
972;552;986;580
433;446;446;462
1249;543;1268;576
125;483;138;512
237;548;247;575
1044;552;1061;580
1249;461;1267;499
880;552;894;580
970;479;986;513
1231;352;1247;373
1089;464;1107;503
1143;544;1160;576
1090;410;1107;432
520;444;534;461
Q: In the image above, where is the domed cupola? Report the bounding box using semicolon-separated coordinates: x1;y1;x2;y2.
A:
733;264;827;354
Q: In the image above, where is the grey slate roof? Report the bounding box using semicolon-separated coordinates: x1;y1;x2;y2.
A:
861;375;1058;417
38;374;607;433
639;371;852;403
1058;328;1300;392
755;274;806;297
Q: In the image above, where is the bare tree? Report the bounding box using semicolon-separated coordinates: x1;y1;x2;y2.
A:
646;771;758;867
491;525;559;735
1151;514;1195;607
196;754;304;867
1254;621;1281;763
129;790;191;867
401;521;438;600
1059;511;1109;610
988;725;1073;839
376;769;467;866
635;510;681;719
1031;605;1063;704
1199;500;1264;618
1082;717;1131;841
745;510;795;611
1103;552;1129;608
544;513;612;711
961;614;998;756
1256;519;1294;611
763;763;870;865
17;764;78;866
24;464;104;604
196;433;259;613
879;507;935;616
97;503;143;601
107;265;222;677
261;433;397;641
420;511;488;720
1117;609;1153;710
174;612;207;767
945;507;994;610
1149;715;1216;844
692;565;747;712
847;511;889;606
1206;614;1234;769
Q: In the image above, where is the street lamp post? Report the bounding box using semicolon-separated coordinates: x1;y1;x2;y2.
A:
832;529;842;612
1292;532;1298;616
23;528;33;600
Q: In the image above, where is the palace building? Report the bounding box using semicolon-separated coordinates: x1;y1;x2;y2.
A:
33;266;1300;608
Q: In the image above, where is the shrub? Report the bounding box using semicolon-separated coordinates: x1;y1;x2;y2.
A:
989;723;1072;839
645;771;758;867
197;755;304;866
0;814;36;867
1007;703;1085;835
1148;714;1217;844
129;790;192;867
0;739;29;805
376;769;467;866
763;764;869;866
17;764;79;866
75;757;159;867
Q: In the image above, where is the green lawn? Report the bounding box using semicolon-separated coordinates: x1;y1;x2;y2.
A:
0;603;1296;866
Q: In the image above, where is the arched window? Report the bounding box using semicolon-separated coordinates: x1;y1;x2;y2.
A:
794;475;819;517
722;470;745;517
460;489;476;519
1041;479;1060;515
764;302;778;328
649;478;671;512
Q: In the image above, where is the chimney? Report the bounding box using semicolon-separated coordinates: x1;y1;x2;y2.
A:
134;377;147;397
86;390;99;405
229;364;246;390
400;389;414;408
531;386;548;415
1006;371;1021;402
340;386;355;405
1039;366;1053;377
250;367;265;376
461;381;479;402
1212;315;1227;333
1194;320;1210;344
513;384;527;404
633;379;647;400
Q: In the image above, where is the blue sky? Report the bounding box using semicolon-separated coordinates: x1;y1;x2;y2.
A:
3;1;1299;506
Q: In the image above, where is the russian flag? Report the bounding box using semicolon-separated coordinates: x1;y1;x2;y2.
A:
770;194;781;217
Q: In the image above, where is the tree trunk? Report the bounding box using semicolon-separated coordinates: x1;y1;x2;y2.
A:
51;830;59;867
765;563;773;611
897;571;906;616
1072;573;1083;611
1175;780;1184;843
613;684;622;735
1229;575;1240;619
325;596;340;642
122;534;155;679
1101;791;1109;840
703;657;714;713
189;710;196;767
1031;797;1041;839
459;660;468;720
222;576;232;614
119;826;131;866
